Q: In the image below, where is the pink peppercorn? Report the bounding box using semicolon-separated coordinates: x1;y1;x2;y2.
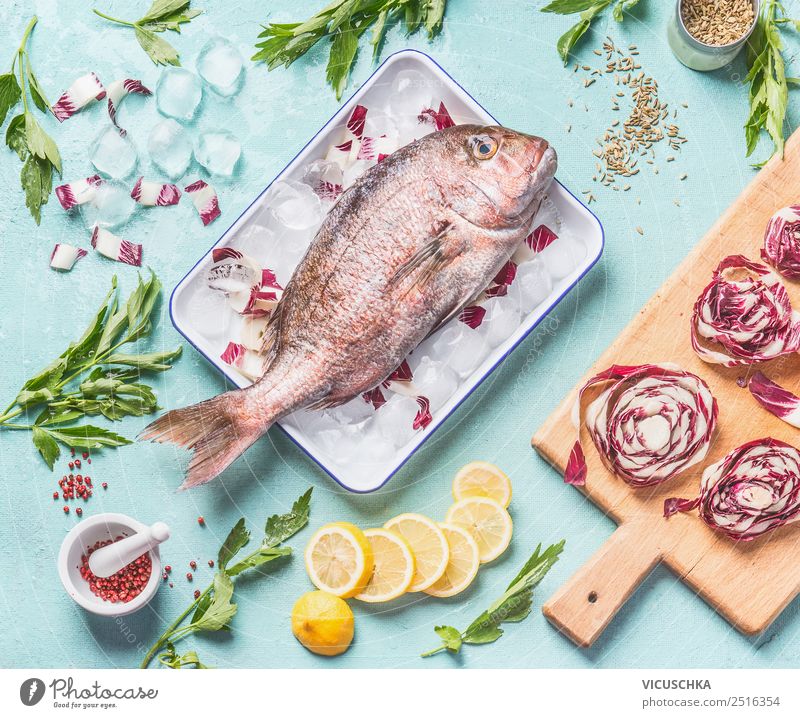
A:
208;559;214;568
189;560;197;570
194;590;201;599
186;573;193;581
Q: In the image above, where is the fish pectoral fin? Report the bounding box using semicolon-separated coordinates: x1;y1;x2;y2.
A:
389;221;464;290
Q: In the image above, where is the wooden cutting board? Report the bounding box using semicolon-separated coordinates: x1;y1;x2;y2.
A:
532;127;800;648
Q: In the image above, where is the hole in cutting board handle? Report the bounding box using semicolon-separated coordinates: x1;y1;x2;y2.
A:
587;591;598;604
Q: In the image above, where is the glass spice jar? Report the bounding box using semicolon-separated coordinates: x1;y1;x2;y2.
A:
668;0;760;71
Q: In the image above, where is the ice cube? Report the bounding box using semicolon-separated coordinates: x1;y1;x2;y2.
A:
373;395;420;447
540;235;587;280
194;131;241;177
357;432;396;464
329;396;375;426
148;119;193;180
514;256;553;313
196;37;244;97
408;355;458;411
184;280;235;341
156;67;202;122
268;181;324;232
387;69;435;123
420;323;490;378
301;159;343;204
79;179;136;229
364;114;399;142
478;298;522;348
342;160;372;189
89;126;138;179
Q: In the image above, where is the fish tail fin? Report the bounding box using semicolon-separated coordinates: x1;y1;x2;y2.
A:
139;388;271;490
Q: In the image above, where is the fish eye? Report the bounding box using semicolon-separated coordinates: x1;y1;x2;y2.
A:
471;135;498;160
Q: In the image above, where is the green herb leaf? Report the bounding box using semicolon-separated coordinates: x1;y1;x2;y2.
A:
26;65;50;112
158;643;210;669
24;111;61;172
32;426;60;469
422;540;565;657
104;347;182;371
326;20;360;101
134;25;181;66
612;0;642;22
43;424;132;449
95;3;199;64
226;546;292;577
191;573;237;631
555;2;610;64
16;387;55;406
138;0;192;24
263;488;313;547
434;625;462;652
425;0;447;37
542;0;600;13
144;8;202;33
20;153;52;225
5;113;28;160
217;518;250;571
254;0;449;99
744;0;792;165
0;73;22;126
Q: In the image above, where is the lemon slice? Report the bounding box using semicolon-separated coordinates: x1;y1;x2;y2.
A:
354;528;416;603
384;513;449;592
452;461;512;508
424;523;480;598
445;497;513;563
304;522;374;598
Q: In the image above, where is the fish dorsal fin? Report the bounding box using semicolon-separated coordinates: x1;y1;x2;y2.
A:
389;220;459;290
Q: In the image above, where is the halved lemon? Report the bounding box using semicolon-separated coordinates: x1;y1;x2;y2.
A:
354;528;416;603
304;522;374;598
384;513;449;592
452;461;512;508
424;523;480;598
445;497;513;563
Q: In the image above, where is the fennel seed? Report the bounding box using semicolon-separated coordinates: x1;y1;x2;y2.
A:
680;0;754;47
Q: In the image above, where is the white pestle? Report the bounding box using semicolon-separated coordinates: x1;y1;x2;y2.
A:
88;522;170;578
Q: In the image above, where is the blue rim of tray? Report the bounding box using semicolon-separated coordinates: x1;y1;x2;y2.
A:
169;48;605;494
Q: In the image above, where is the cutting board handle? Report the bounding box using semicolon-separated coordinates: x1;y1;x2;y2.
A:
542;522;661;647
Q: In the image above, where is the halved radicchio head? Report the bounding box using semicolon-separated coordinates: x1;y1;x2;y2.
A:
761;204;800;279
664;437;800;541
566;363;718;488
691;255;800;367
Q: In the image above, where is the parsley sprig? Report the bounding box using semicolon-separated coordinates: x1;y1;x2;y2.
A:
141;490;313;669
744;0;799;166
422;540;565;657
541;0;643;64
0;271;181;469
252;0;448;100
93;0;202;66
0;16;61;225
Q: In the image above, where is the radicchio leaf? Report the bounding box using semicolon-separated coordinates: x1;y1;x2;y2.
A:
748;371;800;428
691;255;800;367
568;363;718;488
761;204;800;279
664;437;800;541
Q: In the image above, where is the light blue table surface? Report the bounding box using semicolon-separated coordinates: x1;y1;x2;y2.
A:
2;0;799;669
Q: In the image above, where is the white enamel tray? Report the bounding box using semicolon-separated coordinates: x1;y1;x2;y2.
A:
171;50;604;493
